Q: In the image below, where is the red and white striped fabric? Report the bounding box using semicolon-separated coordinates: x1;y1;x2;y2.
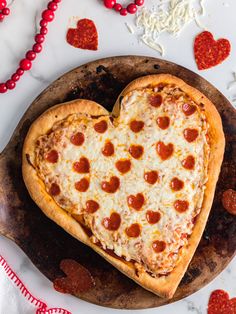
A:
0;255;71;314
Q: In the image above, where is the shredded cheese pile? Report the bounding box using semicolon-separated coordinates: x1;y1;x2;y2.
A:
135;0;206;55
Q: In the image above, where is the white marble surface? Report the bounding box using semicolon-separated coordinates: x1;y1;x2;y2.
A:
0;0;236;313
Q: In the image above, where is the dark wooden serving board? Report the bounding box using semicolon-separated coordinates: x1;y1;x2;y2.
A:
0;56;236;309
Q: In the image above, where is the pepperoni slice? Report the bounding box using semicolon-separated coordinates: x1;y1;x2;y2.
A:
94;120;108;133
45;150;58;163
207;289;236;314
182;103;197;116
170;178;184;191
149;94;162;107
125;223;141;238
102;212;121;231
129;145;144;159
66;18;98;51
174;200;189;213
101;176;120;193
144;171;158;185
130;120;144;133
146;210;161;224
183;128;199;143
49;183;60;196
85;200;100;213
102;141;114;157
156;141;174;160
70;132;85;146
127;193;145;211
152;240;166;253
115;159;131;174
73;157;90;173
222;189;236;215
75;178;89;192
182;155;195;170
156;116;170;130
53;259;95;295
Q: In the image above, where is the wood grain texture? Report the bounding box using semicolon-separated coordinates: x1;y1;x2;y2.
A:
0;56;236;309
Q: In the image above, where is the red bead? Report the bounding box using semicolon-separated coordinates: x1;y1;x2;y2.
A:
0;83;7;93
120;8;128;16
11;73;20;82
26;50;36;61
19;59;32;71
127;3;137;14
33;43;42;53
0;13;4;21
40;19;48;27
114;3;122;11
42;9;54;22
52;0;61;2
0;0;6;10
135;0;144;5
48;1;58;11
16;68;24;76
6;80;16;90
104;0;116;9
40;26;48;35
2;7;10;15
35;34;45;44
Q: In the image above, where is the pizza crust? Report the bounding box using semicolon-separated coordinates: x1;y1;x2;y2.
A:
22;75;225;299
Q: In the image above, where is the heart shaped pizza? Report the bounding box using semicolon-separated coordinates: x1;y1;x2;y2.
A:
22;74;225;299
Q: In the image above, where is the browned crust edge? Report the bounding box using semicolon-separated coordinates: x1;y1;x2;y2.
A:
22;75;225;299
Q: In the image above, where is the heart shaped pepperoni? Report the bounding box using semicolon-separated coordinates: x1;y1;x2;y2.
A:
127;193;145;210
208;290;236;314
101;176;120;193
73;157;90;173
66;18;98;51
194;31;231;70
102;212;121;231
53;259;95;295
156;141;174;160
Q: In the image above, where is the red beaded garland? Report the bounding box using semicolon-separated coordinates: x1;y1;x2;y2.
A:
114;3;122;11
6;79;15;90
35;34;45;44
40;26;48;35
33;43;43;53
19;59;32;71
104;0;116;9
0;0;60;93
0;0;6;10
0;0;10;23
135;0;144;5
120;8;128;16
26;50;36;61
11;73;20;82
42;9;54;22
127;3;137;14
103;0;144;16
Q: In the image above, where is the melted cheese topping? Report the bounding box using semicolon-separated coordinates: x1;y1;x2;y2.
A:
35;84;209;276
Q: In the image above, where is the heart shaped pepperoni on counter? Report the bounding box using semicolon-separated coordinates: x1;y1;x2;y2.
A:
53;259;95;295
194;31;231;70
208;290;236;314
66;19;98;51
